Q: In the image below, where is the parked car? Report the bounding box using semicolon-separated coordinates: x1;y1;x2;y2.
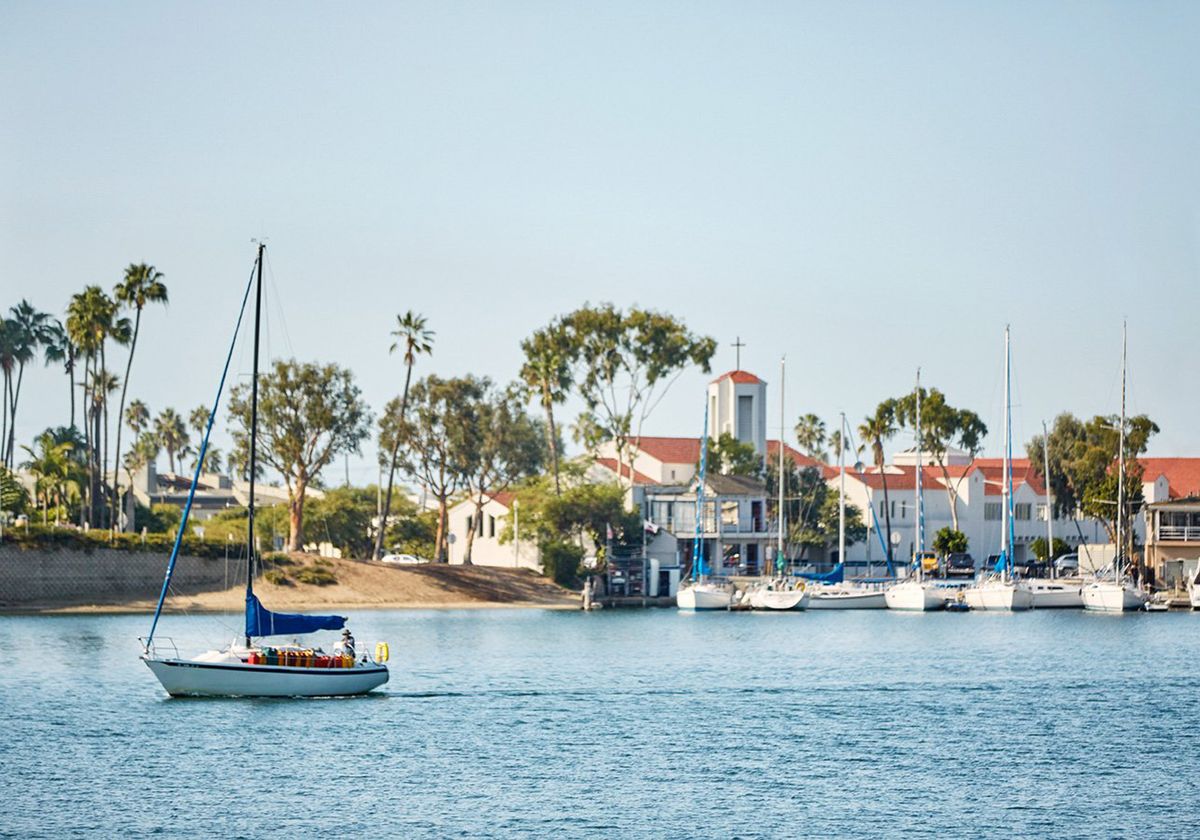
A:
381;553;429;565
1054;553;1080;574
945;552;976;577
913;551;940;577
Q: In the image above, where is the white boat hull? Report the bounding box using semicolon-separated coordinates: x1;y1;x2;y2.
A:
807;587;887;610
963;580;1034;611
676;582;734;611
144;657;389;697
1082;581;1148;613
885;580;946;612
748;587;810;610
1025;578;1083;609
1191;583;1200;610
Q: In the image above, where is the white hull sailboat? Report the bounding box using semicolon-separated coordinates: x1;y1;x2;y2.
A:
808;585;887;609
1082;580;1147;613
885;579;946;611
677;580;735;611
747;582;809;610
1024;578;1083;609
1191;581;1200;610
141;244;389;698
963;578;1034;611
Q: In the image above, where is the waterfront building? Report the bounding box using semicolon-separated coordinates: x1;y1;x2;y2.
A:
445;491;541;571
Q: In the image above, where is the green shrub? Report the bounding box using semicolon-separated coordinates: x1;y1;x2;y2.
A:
261;552;296;567
539;540;584;587
263;569;292;586
294;566;337;586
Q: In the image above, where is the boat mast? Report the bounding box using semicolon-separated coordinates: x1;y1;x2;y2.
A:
691;397;709;582
778;357;786;576
914;368;923;580
838;411;846;571
1002;326;1011;580
1117;320;1126;582
1043;420;1053;578
245;242;264;645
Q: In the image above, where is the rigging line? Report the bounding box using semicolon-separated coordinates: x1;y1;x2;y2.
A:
145;258;258;650
262;248;295;361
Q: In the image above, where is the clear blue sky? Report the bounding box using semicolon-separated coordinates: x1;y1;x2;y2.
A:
3;2;1198;483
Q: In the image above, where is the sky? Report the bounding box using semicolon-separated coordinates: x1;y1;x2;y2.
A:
2;1;1198;485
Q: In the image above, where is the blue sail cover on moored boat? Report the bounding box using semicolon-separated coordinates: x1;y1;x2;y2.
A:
796;562;844;584
245;593;346;638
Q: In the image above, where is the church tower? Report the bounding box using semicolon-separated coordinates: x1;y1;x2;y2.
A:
707;369;767;456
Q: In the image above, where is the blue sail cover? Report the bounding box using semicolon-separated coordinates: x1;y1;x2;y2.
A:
245;593;346;638
993;552;1008;574
796;562;844;584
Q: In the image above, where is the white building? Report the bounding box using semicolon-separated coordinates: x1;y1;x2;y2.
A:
446;491;541;571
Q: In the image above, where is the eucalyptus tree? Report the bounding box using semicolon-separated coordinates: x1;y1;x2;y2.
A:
228;359;371;552
373;311;434;561
460;383;545;564
894;386;987;532
557;304;715;489
858;400;898;565
111;264;167;530
388;375;484;562
153;407;189;474
794;413;828;462
519;320;574;495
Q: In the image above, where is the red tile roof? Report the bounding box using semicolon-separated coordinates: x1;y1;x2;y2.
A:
630;436;701;464
486;491;517;509
1139;458;1200;499
766;440;834;477
710;369;764;385
594;458;660;486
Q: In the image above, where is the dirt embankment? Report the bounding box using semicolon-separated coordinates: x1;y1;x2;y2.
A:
7;550;579;613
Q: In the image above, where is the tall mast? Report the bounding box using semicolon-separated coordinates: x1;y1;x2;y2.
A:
838;412;846;570
1043;420;1053;578
1117;321;1126;581
691;397;709;582
778;357;786;576
914;368;923;579
1002;326;1011;579
245;242;264;644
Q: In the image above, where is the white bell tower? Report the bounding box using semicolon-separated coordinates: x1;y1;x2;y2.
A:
707;369;767;456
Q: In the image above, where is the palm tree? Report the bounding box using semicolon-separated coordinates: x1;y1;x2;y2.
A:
22;431;80;525
794;413;828;462
41;320;76;431
0;318;14;468
111;264;168;531
125;400;150;439
154;407;188;474
519;322;574;495
4;301;57;465
373;311;434;560
858;400;898;567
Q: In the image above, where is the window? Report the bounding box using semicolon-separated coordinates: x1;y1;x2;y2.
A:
488;515;496;537
465;515;473;534
477;515;484;536
722;500;739;526
737;396;754;443
880;501;886;519
1036;504;1048;522
1015;503;1031;521
985;502;1001;521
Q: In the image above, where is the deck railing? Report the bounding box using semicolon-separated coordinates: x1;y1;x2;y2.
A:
1157;525;1200;542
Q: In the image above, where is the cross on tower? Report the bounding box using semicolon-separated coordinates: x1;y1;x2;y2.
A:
732;336;746;370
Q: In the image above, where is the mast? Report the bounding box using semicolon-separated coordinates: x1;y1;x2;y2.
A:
245;242;264;645
778;357;785;576
838;412;846;570
1002;326;1011;579
1117;320;1126;582
691;397;709;582
914;369;923;580
1043;420;1053;578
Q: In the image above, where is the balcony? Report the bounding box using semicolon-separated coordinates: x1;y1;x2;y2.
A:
1156;525;1200;542
650;516;770;536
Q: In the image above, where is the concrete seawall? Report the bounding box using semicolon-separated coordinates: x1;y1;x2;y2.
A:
0;546;237;609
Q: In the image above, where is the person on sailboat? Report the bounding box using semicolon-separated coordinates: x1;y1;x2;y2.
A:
334;628;356;660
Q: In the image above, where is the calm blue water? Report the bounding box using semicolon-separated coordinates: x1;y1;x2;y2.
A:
0;607;1196;838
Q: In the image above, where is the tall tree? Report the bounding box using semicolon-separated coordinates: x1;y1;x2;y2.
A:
4;301;56;465
21;430;82;525
858;400;898;566
460;383;545;564
519;321;574;495
894;386;987;531
560;304;715;489
153;407;188;474
794;413;828;462
373;311;434;561
228;359;371;552
387;375;484;562
111;264;167;530
125;400;150;439
41;320;76;431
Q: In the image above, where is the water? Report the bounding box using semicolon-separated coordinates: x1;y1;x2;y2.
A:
1;608;1196;838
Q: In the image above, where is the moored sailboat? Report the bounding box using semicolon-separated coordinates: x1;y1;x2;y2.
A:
141;244;389;697
677;396;733;611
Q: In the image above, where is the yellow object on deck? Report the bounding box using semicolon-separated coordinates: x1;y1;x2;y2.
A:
375;641;390;663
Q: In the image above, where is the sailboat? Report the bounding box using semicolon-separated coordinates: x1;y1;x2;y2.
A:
885;370;946;612
964;326;1034;611
1189;565;1200;610
809;412;886;609
1023;419;1082;608
747;357;809;611
677;396;734;611
1082;322;1149;613
140;244;390;696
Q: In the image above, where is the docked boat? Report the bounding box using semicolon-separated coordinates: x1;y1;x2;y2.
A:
677;579;735;611
809;584;887;609
747;580;809;610
140;244;389;698
1083;324;1147;615
964;576;1034;611
885;578;946;611
1024;578;1083;609
1191;578;1200;610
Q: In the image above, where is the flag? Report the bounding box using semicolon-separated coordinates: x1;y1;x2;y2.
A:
606;522;614;540
643;519;659;535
